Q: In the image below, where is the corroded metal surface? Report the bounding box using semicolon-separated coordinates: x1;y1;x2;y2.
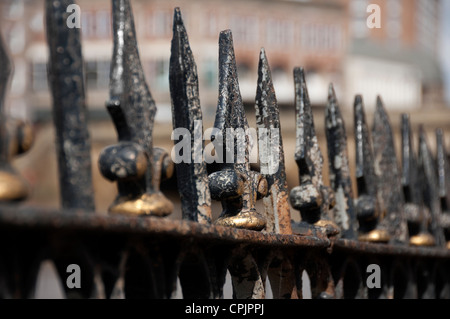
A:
98;0;173;216
169;8;212;224
45;0;94;210
325;85;357;239
418;127;446;247
436;129;450;248
401;114;435;246
371;97;408;244
290;68;339;237
209;30;267;231
254;48;292;235
353;95;383;242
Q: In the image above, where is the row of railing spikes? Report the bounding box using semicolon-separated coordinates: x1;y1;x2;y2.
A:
0;1;447;249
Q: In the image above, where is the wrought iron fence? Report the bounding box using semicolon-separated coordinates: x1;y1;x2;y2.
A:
0;0;448;300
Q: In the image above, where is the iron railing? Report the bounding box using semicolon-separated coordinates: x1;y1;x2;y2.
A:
0;0;448;300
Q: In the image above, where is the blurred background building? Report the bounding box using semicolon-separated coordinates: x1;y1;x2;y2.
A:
0;0;449;212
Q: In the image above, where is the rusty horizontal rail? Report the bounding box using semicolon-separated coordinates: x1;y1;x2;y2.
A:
1;206;449;258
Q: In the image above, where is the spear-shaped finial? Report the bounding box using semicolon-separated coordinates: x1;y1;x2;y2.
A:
169;8;212;224
98;0;173;216
254;48;292;234
371;96;408;244
353;95;384;241
289;68;339;237
325;84;357;239
46;0;94;210
418;127;445;246
208;30;267;231
401;114;435;246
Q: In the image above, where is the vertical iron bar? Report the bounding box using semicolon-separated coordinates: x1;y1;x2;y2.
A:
353;95;382;241
401;114;435;246
371;96;408;244
254;48;292;234
208;30;267;231
45;0;95;210
418;127;445;247
289;68;339;237
98;0;173;216
325;84;357;239
169;8;212;224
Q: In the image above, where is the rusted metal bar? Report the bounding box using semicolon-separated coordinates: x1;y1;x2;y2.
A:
353;95;383;242
254;48;292;235
436;129;450;249
45;0;94;211
401;114;435;246
98;0;173;216
325;85;357;239
169;8;212;224
418;126;446;247
208;30;267;231
371;96;408;244
290;68;339;237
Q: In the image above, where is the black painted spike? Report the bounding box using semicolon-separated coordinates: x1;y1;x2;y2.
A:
208;30;267;231
325;84;357;239
401;114;435;246
255;48;292;234
418;127;446;247
169;7;212;224
353;95;383;241
98;0;173;217
290;68;339;237
45;0;95;210
371;96;408;244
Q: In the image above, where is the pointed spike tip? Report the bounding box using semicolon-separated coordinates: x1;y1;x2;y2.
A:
376;95;384;109
294;67;306;81
173;7;183;24
327;83;337;105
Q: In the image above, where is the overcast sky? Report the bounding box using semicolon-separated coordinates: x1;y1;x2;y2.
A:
441;0;450;106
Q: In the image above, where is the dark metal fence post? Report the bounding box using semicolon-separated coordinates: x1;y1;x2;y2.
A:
169;8;212;224
45;0;95;211
401;114;435;246
98;0;173;217
290;68;339;237
208;30;268;231
371;97;408;244
325;85;357;239
255;48;292;235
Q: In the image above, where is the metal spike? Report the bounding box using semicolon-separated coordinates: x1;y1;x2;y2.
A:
371;96;408;244
324;84;357;239
254;48;292;234
418;127;446;246
169;8;212;224
98;0;173;216
289;68;339;237
401;114;435;246
208;30;267;231
353;95;385;241
436;129;450;249
45;0;94;210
